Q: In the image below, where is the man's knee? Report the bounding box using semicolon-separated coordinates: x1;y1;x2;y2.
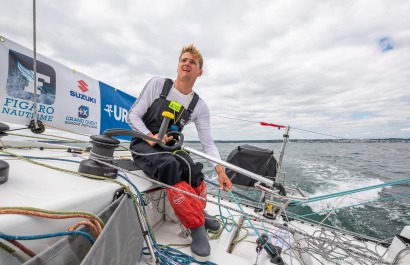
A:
156;157;183;185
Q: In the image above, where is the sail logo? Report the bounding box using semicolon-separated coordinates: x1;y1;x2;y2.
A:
65;115;98;129
65;105;97;129
69;80;96;104
6;50;56;105
77;80;89;93
18;65;50;95
69;91;96;103
99;81;134;137
2;97;54;122
104;104;128;122
78;105;89;119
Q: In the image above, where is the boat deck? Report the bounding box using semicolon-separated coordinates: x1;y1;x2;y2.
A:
0;140;405;265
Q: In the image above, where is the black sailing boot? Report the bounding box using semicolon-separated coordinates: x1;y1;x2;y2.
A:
190;225;210;262
204;211;221;233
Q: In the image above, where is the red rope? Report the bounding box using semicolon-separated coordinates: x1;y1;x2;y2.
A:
0;233;36;257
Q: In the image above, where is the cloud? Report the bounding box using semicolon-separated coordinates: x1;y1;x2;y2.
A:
1;0;410;140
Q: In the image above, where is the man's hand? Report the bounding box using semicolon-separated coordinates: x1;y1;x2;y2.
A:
215;165;232;192
146;132;173;147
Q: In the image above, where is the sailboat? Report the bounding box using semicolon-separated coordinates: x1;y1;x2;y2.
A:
1;35;409;265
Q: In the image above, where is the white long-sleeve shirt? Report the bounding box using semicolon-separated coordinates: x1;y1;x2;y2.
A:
127;76;221;168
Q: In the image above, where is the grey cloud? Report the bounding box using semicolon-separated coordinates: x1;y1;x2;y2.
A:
1;0;410;139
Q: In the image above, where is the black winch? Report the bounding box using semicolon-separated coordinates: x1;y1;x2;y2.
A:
256;234;284;265
0;160;9;185
78;134;120;179
0;122;10;185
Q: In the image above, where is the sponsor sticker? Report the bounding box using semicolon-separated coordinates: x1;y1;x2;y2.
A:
64;105;97;129
78;105;89;119
173;194;185;205
2;97;54;122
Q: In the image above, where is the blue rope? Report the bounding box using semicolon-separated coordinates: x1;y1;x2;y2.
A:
226;190;277;256
142;245;217;265
292;177;410;205
0;231;95;244
257;211;271;244
117;172;145;211
218;190;234;232
204;179;258;203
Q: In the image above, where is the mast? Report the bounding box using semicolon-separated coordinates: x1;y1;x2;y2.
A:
32;0;39;130
276;125;290;181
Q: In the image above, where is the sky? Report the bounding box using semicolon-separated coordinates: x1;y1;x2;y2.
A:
1;0;410;141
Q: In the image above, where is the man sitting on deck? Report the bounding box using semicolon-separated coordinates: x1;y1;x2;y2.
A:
127;44;233;262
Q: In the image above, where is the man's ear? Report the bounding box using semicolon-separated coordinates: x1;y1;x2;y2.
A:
198;69;203;77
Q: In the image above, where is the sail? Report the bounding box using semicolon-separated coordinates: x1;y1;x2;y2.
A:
0;36;136;136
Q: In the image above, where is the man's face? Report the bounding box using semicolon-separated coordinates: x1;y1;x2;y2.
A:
177;52;203;81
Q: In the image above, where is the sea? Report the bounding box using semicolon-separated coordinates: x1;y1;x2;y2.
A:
187;141;410;241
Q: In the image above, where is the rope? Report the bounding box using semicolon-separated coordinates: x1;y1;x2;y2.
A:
0;208;103;236
7;132;89;144
68;221;100;238
0;149;130;192
143;244;218;265
0;231;95;245
218;190;234;232
0;154;81;164
0;232;36;257
212;114;346;139
204;179;259;203
0;240;16;254
45;124;91;138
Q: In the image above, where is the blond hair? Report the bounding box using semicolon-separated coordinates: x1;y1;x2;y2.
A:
179;44;203;69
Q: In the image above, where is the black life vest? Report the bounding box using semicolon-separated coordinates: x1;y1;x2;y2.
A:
142;78;199;134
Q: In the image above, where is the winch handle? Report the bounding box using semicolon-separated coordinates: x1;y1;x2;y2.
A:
157;111;174;141
103;111;184;151
157;111;184;151
102;128;184;151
